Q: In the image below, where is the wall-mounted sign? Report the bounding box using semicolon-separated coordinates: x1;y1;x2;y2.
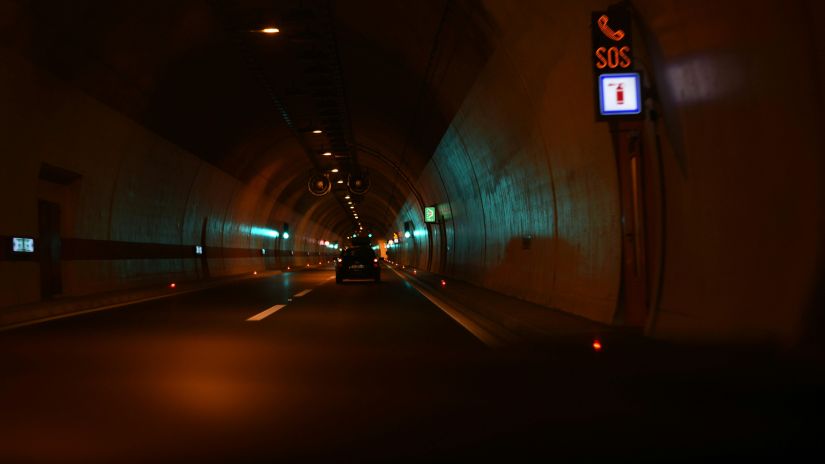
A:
424;206;437;223
599;73;642;116
592;6;641;120
12;237;35;253
591;9;633;72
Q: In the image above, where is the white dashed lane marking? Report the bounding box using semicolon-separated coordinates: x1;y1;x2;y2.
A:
246;305;286;321
294;289;312;297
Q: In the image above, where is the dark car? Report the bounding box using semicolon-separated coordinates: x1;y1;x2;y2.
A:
336;246;380;283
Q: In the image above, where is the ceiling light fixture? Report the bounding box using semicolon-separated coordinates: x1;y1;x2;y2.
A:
312;129;323;134
261;27;280;34
337;180;344;184
322;152;332;157
331;168;339;173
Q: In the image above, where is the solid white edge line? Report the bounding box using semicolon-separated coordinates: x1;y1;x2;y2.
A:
0;271;290;332
0;285;210;332
389;267;501;347
247;304;286;321
294;289;312;297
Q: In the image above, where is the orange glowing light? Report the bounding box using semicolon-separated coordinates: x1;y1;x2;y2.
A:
595;46;631;69
592;340;603;351
253;271;257;275
597;15;624;41
287;266;291;270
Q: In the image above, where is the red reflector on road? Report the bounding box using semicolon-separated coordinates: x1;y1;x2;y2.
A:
592;340;602;352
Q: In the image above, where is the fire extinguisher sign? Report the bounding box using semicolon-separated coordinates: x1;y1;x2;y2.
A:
598;73;641;116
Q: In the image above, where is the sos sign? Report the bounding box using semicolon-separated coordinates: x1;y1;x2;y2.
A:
591;9;633;72
592;7;642;119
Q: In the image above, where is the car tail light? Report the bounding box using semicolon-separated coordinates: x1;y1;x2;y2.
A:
373;258;378;263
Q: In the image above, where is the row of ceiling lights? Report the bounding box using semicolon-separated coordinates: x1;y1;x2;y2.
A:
347;194;362;228
255;25;361;234
256;26;346;167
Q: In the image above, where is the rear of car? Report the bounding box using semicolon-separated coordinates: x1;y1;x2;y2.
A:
336;246;380;283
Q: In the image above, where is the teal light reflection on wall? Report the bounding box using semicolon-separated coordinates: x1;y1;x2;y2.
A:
251;227;280;238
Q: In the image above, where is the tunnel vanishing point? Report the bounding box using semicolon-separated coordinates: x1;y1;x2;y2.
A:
1;1;823;348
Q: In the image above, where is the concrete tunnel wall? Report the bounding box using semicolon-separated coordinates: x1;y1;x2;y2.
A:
0;49;337;308
389;0;824;343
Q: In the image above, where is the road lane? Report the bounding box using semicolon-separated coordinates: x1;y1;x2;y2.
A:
0;265;490;462
0;265;820;462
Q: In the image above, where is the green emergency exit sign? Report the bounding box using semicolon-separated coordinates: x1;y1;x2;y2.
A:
424;206;436;223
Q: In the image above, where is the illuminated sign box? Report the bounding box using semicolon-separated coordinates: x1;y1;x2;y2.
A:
424;206;437;223
12;237;35;253
598;73;642;116
195;245;203;255
591;9;633;73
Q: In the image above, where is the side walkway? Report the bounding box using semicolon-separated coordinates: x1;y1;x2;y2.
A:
386;260;642;348
0;269;290;330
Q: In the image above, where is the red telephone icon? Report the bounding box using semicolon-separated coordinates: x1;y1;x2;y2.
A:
597;15;625;41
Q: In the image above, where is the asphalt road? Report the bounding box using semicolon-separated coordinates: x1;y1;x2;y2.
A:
0;265;822;462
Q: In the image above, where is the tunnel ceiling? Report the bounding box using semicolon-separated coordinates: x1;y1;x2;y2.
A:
13;0;495;238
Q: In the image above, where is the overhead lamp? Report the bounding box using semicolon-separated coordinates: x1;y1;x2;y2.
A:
344;195;350;199
312;129;323;134
337;180;344;184
349;206;354;209
260;27;280;34
322;152;332;157
331;168;339;173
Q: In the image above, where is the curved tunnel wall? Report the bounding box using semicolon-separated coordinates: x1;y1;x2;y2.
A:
390;0;824;343
0;49;337;308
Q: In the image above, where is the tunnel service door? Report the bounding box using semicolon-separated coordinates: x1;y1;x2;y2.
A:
612;121;648;327
38;200;62;299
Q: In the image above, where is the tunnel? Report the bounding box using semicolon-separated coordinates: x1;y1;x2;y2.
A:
0;0;823;461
